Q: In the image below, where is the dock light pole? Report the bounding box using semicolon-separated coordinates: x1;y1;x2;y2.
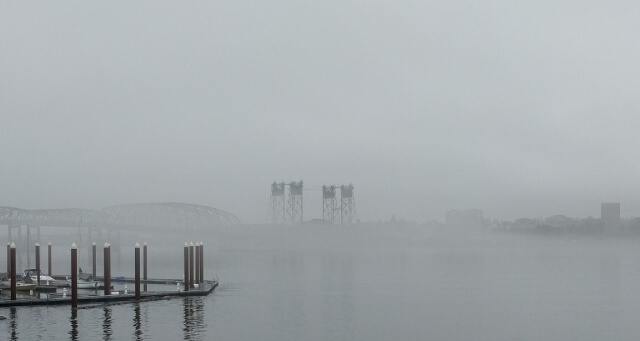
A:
71;243;78;308
134;243;141;300
92;242;96;281
183;243;189;292
48;242;52;276
35;243;41;286
10;242;16;300
189;242;195;289
104;243;111;296
143;242;148;292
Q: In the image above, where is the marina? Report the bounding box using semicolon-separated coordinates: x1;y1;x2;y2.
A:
0;280;217;308
0;240;215;309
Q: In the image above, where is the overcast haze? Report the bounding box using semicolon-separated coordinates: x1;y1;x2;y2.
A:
2;1;640;222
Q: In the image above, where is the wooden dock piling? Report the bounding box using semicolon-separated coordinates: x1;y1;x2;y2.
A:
134;243;141;300
104;243;111;296
71;243;78;307
35;243;41;286
48;242;52;276
183;243;189;292
199;242;203;283
198;242;203;283
143;242;148;292
189;242;194;289
194;242;200;284
92;242;97;280
200;242;204;282
10;242;16;300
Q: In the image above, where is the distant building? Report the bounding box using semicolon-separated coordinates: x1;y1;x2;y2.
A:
601;202;621;228
445;209;484;228
513;218;539;230
544;215;575;229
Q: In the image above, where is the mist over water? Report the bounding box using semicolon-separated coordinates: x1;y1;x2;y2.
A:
3;0;640;339
4;1;640;222
2;224;640;340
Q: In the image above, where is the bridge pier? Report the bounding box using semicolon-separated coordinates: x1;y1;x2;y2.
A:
6;243;10;276
115;230;122;272
87;226;94;264
76;226;82;260
16;225;22;271
26;225;31;268
96;227;103;247
7;225;14;273
96;227;103;273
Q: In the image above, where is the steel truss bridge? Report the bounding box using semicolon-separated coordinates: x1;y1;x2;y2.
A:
0;202;240;230
0;203;240;271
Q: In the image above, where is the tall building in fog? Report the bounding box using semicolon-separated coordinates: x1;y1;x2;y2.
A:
601;202;621;228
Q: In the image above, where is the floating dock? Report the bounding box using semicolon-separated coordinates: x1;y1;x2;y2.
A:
1;241;212;308
51;275;189;285
0;279;217;307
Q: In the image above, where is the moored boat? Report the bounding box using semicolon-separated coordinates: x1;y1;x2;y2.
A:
23;269;57;285
15;282;37;292
0;281;37;291
65;276;98;289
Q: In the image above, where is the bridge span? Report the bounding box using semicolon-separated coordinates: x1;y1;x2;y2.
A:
0;202;240;229
0;202;240;270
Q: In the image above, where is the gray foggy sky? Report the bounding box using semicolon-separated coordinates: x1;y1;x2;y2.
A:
2;0;640;222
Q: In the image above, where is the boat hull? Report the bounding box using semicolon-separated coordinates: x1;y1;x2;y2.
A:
67;280;98;289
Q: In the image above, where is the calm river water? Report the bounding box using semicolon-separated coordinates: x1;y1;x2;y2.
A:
2;224;640;340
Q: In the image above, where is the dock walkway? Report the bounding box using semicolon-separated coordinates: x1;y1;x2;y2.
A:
0;280;217;308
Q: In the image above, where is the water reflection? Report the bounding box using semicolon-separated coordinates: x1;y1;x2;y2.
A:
102;306;113;341
182;297;206;340
68;309;78;341
9;307;17;341
133;304;143;341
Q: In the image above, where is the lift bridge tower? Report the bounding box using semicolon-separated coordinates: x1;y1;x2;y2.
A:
340;184;355;224
271;182;286;224
322;185;338;224
287;181;304;224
